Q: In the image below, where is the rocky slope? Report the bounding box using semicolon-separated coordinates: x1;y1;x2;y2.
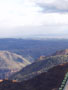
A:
53;49;68;56
0;51;30;79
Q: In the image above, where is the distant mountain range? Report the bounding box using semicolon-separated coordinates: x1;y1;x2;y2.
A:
0;38;68;60
0;51;30;79
10;49;68;81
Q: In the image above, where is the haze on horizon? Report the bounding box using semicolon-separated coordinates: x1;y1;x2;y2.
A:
0;0;68;39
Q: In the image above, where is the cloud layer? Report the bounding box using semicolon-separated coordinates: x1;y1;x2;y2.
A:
35;0;68;13
0;0;68;38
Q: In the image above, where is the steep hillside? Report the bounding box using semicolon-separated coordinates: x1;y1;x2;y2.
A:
1;62;68;90
10;54;68;81
0;51;30;79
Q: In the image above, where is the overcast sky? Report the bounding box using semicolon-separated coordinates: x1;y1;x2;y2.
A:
0;0;68;38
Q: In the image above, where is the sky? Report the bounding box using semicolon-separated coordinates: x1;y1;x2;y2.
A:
0;0;68;39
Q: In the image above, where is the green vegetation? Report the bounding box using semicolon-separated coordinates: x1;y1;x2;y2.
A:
59;72;68;90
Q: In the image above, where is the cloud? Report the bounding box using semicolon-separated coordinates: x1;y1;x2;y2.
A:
34;0;68;13
0;0;68;28
0;0;43;27
0;0;68;38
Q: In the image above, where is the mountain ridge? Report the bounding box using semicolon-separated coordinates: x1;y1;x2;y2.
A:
10;49;68;81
